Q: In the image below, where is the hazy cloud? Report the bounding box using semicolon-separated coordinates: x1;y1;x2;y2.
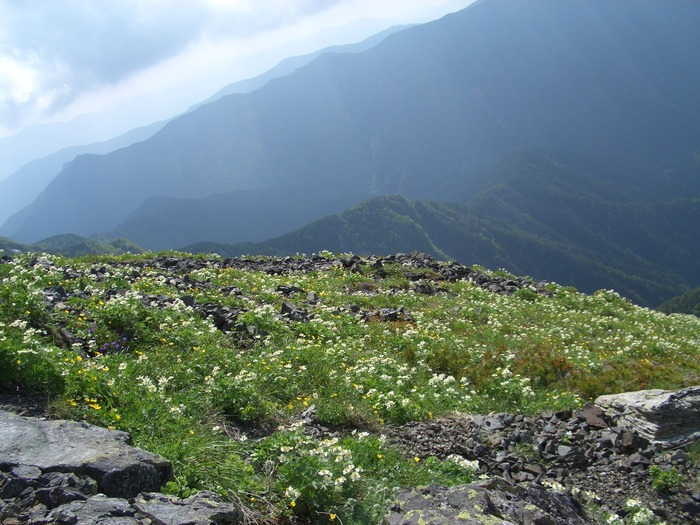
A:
0;1;340;130
0;0;472;138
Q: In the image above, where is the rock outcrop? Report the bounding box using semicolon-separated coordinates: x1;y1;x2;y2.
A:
0;410;171;499
383;479;595;525
596;386;700;444
0;411;240;524
385;398;700;524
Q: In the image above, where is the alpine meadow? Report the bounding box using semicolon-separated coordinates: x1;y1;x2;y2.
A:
1;1;700;524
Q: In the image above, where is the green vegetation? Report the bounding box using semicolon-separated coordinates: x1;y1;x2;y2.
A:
603;498;669;525
0;234;143;257
2;251;699;523
0;236;25;254
649;466;685;495
659;286;700;317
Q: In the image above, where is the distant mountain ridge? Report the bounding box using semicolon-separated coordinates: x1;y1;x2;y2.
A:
0;26;405;232
0;121;165;226
0;234;143;258
195;24;409;108
3;0;699;243
110;187;370;250
190;150;700;307
659;287;700;317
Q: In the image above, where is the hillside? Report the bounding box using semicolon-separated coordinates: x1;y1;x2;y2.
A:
0;26;404;243
110;187;369;250
3;0;700;244
659;287;700;317
186;150;700;307
465;151;700;305
1;251;698;523
0;234;143;258
186;195;471;259
195;24;409;108
0;121;165;226
0;237;24;254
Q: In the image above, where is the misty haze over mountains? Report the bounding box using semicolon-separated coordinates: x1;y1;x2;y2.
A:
2;0;699;307
0;25;407;227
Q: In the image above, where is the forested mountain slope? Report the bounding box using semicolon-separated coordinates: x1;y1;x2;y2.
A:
3;0;699;246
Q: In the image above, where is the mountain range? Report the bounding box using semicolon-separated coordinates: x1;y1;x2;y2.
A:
2;0;699;307
0;25;406;230
186;150;700;307
0;121;165;226
0;234;142;258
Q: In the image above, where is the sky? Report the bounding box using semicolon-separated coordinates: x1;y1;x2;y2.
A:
0;0;474;142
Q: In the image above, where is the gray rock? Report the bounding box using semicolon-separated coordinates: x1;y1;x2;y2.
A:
279;301;311;322
474;415;504;431
0;412;242;524
384;405;699;525
595;386;700;444
575;406;609;429
0;410;172;498
32;472;98;508
132;491;240;524
0;471;33;499
42;494;140;524
382;479;596;525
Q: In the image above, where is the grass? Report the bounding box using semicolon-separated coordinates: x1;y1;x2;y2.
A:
1;251;699;524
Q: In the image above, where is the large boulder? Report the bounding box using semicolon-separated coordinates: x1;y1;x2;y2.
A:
382;479;596;525
595;386;700;444
0;410;172;498
0;411;241;524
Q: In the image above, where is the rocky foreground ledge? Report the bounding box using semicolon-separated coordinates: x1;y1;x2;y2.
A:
1;387;699;524
0;409;240;524
385;387;700;524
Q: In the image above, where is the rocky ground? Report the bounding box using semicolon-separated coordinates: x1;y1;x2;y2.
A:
383;404;700;524
2;395;698;524
8;251;551;359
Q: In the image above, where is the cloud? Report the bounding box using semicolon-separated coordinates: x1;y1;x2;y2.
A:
0;0;473;138
0;0;342;133
0;45;72;128
2;1;332;81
